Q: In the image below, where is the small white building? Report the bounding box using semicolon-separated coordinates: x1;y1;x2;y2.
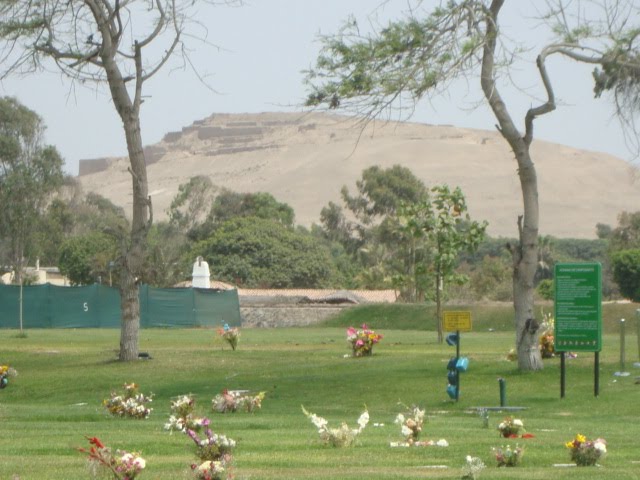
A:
191;256;211;289
1;260;68;286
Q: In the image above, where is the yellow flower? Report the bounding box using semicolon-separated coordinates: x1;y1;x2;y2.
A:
576;434;586;443
565;441;575;448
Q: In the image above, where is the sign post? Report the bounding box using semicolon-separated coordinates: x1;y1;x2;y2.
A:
554;263;602;397
443;311;472;401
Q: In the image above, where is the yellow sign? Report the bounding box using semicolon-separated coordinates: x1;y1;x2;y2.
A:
443;311;472;332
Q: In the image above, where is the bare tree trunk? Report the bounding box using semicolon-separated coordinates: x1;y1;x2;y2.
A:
99;37;151;361
512;158;543;371
119;268;140;361
482;0;543;370
116;106;150;361
435;266;443;344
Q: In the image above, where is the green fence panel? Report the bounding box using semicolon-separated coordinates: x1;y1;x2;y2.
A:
96;285;121;328
142;287;196;328
194;288;241;327
0;284;51;328
49;284;99;328
0;284;240;329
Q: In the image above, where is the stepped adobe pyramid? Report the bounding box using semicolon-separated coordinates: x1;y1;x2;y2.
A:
78;111;640;239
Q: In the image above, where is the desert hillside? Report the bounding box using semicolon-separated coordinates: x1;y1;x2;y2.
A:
77;112;639;239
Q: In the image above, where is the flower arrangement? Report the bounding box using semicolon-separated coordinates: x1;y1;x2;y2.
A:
212;389;265;413
346;324;383;357
186;423;236;465
163;394;235;479
394;405;425;445
506;349;517;361
217;324;239;350
565;434;607;466
497;417;524;438
78;436;146;479
191;460;227;480
0;364;17;389
493;444;524;467
539;314;555;358
104;383;153;419
165;395;209;433
460;455;486;480
301;405;369;447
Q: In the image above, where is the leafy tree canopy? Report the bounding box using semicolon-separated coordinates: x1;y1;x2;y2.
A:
58;232;118;286
0;96;63;283
168;176;217;233
210;190;295;227
609;211;640;251
342;165;428;223
193;217;338;289
188;189;296;242
611;249;640;301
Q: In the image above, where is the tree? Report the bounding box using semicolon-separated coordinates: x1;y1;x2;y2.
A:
189;189;296;242
304;0;640;370
193;217;339;288
341;165;428;224
168;176;218;234
0;97;63;285
58;232;118;286
592;31;640;155
140;221;191;288
611;249;640;301
209;190;295;228
400;185;487;342
318;165;430;294
596;223;613;240
0;1;238;360
609;211;640;251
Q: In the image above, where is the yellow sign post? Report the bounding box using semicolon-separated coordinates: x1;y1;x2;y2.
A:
443;311;472;332
444;311;472;402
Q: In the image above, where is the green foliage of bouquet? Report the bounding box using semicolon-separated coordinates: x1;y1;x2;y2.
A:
78;436;146;479
493;444;524;467
103;383;153;419
346;324;383;357
302;405;369;447
566;434;607;466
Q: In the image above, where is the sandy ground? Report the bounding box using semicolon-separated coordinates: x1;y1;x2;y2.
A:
78;112;640;239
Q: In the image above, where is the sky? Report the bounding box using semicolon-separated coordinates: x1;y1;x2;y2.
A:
0;0;635;176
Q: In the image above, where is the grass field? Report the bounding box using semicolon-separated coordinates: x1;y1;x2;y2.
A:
1;321;639;479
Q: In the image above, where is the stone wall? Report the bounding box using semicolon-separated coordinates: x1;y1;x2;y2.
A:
240;305;349;328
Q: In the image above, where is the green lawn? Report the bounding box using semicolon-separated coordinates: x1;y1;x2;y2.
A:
1;326;639;479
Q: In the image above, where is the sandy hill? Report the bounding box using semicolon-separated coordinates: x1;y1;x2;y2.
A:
77;111;640;239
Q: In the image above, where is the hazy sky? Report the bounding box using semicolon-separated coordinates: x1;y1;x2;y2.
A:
0;0;634;175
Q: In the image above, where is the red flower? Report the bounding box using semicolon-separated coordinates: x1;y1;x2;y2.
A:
87;436;105;449
521;433;535;439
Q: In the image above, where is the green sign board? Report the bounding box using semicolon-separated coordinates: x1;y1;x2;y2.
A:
554;263;602;352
